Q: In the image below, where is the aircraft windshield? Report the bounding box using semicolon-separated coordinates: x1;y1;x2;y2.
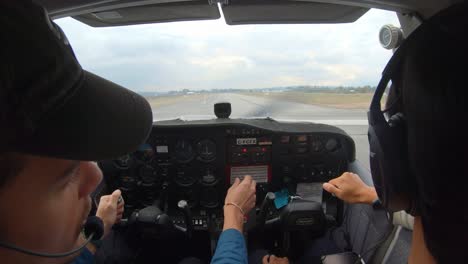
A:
56;9;398;123
56;9;398;168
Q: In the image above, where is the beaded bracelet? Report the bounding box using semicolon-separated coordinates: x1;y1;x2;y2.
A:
224;202;245;215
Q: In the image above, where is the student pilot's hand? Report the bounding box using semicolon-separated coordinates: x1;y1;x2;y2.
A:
222;176;256;232
322;172;377;204
96;189;124;238
262;255;290;264
225;175;257;215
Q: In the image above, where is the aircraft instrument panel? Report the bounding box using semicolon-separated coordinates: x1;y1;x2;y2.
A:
98;118;355;231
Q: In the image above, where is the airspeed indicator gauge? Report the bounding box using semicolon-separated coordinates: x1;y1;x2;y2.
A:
197;139;216;162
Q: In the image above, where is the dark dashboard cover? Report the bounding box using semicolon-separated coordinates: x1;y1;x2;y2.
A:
153;118;356;161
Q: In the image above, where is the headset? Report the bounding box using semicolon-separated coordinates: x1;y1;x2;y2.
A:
368;1;468;214
367;40;414;213
0;216;103;258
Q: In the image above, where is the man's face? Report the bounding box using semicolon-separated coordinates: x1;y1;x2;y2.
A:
0;155;103;264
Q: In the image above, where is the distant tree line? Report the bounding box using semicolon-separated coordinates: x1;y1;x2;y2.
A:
139;85;377;97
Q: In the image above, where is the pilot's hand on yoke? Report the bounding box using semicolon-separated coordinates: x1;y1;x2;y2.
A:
96;189;125;238
223;175;257;232
259;173;377;264
322;172;377;204
262;255;290;264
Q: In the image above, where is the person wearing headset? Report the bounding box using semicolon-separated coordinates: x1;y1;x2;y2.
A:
263;3;468;264
260;173;378;264
0;2;258;264
0;1;152;263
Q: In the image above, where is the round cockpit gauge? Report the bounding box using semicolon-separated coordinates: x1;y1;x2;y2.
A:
139;165;157;185
197;139;216;162
135;143;155;163
174;139;195;163
379;24;403;50
114;154;131;168
201;167;218;186
174;168;197;187
119;173;137;190
200;187;219;208
140;187;157;207
325;138;340;152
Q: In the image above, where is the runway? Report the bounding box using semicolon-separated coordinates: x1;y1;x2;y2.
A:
152;93;370;169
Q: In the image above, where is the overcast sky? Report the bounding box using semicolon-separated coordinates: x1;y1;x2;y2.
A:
56;9;399;92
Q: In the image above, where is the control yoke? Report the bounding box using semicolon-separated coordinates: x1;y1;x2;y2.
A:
117;200;193;239
255;193;327;232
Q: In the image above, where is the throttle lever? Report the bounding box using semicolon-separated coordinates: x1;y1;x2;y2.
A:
177;200;193;238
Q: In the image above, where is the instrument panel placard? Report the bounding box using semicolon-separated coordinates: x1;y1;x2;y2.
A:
236;138;257;145
156;145;169;153
230;165;269;184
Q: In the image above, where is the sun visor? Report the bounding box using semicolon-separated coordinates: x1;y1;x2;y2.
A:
70;1;221;27
221;0;369;25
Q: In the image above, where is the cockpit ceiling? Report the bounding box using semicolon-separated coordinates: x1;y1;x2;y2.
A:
38;0;427;27
37;0;461;27
72;1;371;27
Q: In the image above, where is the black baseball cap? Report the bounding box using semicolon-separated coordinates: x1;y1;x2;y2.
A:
0;1;153;160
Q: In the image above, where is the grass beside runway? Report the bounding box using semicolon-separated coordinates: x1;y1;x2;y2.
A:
238;92;375;109
145;94;209;108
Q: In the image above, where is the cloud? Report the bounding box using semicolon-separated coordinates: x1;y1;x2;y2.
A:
189;54;254;72
56;8;400;91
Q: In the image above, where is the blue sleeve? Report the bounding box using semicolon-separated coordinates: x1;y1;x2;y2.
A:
211;229;247;264
72;247;94;264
